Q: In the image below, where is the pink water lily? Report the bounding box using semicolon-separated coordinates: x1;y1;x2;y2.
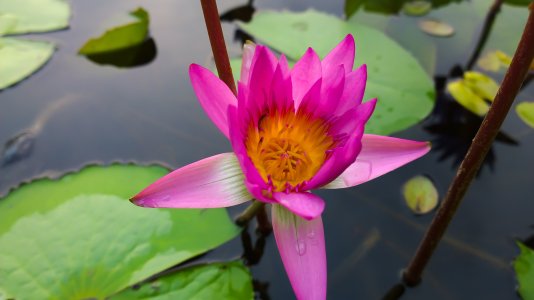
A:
131;34;430;300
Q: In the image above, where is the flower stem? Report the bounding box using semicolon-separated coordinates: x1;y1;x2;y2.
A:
403;4;534;286
200;0;237;95
235;200;265;226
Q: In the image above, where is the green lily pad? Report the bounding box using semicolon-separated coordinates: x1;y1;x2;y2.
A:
402;1;432;16
238;10;435;135
0;37;54;90
0;0;70;35
111;261;253;300
447;80;489;116
79;7;150;55
516;102;534;128
0;164;240;300
418;19;455;37
514;242;534;300
402;175;439;214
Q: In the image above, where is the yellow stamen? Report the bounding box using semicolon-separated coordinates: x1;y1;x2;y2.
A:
245;111;334;192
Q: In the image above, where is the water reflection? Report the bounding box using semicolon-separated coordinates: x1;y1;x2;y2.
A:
83;37;157;68
220;0;256;44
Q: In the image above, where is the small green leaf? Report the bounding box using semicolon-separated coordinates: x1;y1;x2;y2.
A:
514;242;534;300
111;261;254;300
516;102;534;128
78;7;150;55
419;19;455;37
0;37;54;90
0;0;70;34
0;164;240;299
402;175;439;214
478;51;507;72
447;80;489;116
402;1;432;16
238;10;435;135
463;71;499;102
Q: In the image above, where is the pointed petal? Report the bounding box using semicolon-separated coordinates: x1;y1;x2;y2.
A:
291;48;322;107
189;64;237;139
322;34;355;76
273;192;325;220
240;41;256;85
324;135;431;189
247;45;278;118
131;153;252;208
272;204;327;300
335;65;367;116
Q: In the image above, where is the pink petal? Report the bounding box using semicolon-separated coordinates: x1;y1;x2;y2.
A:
334;65;367;116
322;34;355;77
131;153;252;208
189;64;237;139
247;45;278;118
272;204;327;300
273;192;325;220
324;135;431;189
240;42;256;85
269;56;293;114
291;48;322;108
317;65;346;118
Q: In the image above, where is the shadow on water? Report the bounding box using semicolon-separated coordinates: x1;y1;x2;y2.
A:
83;37;157;68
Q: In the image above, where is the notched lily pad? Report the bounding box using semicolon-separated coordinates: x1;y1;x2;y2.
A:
79;7;150;55
0;37;55;90
516;102;534;128
0;164;240;300
238;10;435;135
111;262;254;300
0;0;70;34
419;19;455;37
446;71;500;116
514;242;534;300
402;175;439;214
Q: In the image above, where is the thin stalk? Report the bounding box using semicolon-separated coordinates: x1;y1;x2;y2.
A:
465;0;504;70
200;0;237;95
236;200;265;226
403;4;534;286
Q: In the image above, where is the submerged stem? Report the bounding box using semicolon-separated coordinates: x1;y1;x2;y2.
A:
200;0;237;95
236;200;265;226
403;4;534;286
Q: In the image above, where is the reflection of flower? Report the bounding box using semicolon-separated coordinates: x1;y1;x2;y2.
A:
131;35;430;299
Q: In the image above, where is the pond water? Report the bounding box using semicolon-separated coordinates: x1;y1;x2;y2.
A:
0;0;533;299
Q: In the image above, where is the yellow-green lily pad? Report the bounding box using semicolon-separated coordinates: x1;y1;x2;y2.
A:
419;19;455;37
402;1;432;16
516;102;534;128
0;0;70;35
463;71;499;102
447;80;490;116
402;175;439;215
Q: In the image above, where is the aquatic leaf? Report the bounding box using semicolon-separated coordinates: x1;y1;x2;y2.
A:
0;165;240;300
419;19;455;37
516;102;534;128
402;175;438;214
402;1;432;16
514;242;534;300
463;71;499;102
0;0;70;34
79;7;150;55
478;51;507;72
0;37;54;90
504;0;533;6
447;80;489;116
344;0;461;18
238;10;435;135
111;262;253;300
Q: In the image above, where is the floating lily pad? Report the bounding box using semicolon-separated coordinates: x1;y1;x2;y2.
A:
516;102;534;128
463;71;499;101
238;10;435;135
514;242;534;300
79;7;150;55
419;19;455;37
0;37;54;90
112;262;253;300
0;164;240;300
0;0;70;35
402;175;439;214
447;80;489;116
402;1;432;16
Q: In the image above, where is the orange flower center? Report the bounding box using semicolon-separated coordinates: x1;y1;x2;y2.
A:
245;111;334;192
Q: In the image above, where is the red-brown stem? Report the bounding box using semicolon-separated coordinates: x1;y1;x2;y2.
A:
200;0;237;95
403;4;534;286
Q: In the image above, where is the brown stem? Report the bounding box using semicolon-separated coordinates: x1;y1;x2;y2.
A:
403;4;534;286
235;200;265;226
465;0;504;70
200;0;237;95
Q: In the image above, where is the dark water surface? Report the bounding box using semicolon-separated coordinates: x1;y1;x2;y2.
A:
1;0;533;299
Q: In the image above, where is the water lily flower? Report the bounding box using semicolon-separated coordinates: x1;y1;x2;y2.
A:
131;34;430;300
